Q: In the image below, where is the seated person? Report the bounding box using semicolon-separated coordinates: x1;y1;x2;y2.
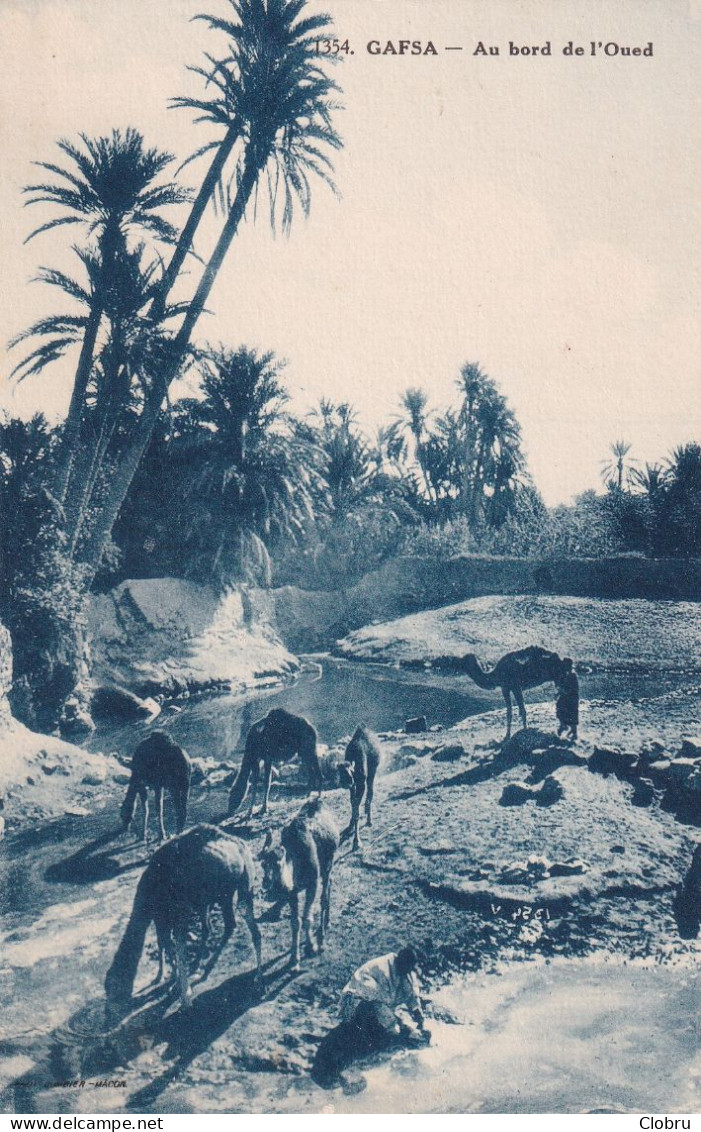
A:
340;946;427;1046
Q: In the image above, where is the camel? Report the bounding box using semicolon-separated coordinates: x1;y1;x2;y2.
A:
120;731;191;843
433;646;564;739
338;726;381;851
259;798;340;971
228;708;322;818
105;824;262;1023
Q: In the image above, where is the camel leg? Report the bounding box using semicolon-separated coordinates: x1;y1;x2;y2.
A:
156;787;166;842
365;777;374;827
240;891;263;971
318;871;332;948
154;920;171;985
173;929;192;1010
260;761;274;815
140;789;149;843
513;686;528;731
302;879;319;957
246;761;260;817
502;689;513;740
289;891;302;971
199;899;235;981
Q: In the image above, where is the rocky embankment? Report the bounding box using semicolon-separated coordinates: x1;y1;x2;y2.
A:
0;623;124;823
89;578;301;698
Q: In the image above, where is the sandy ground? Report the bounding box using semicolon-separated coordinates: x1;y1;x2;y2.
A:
335;594;701;673
0;687;698;1115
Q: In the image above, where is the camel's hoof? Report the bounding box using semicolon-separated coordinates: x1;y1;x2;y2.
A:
290;961;302;974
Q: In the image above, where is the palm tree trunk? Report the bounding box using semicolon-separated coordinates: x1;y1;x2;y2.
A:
150;129;239;323
171;158;259;358
78;157;260;579
78;385;164;582
51;304;103;503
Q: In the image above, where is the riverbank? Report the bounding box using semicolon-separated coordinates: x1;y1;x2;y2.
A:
334;594;701;674
1;684;698;1114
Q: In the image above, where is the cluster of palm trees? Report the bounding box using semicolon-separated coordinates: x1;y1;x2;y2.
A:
97;357;530;591
10;0;342;585
3;0;343;728
600;439;701;557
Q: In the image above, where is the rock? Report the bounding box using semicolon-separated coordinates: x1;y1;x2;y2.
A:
679;739;701;760
588;747;638;780
536;775;564;806
528;746;587;783
404;715;428;734
611;845;626;854
525;855;551;879
647;759;672;781
549;858;587;877
638;740;666;765
672;845;701;939
500;728;557;762
431;744;465;763
112;771;131;785
41;763;60;776
59;697;96;740
81;766;107;786
499;782;537;806
631;778;655;807
419;841;457;855
189;757;208;785
91;685;159;722
204;769;233;788
668;758;698;786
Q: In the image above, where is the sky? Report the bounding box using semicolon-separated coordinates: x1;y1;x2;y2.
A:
0;0;699;504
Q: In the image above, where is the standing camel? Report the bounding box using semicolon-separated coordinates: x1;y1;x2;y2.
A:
431;646;564;739
120;731;191;843
105;825;262;1022
228;708;322;817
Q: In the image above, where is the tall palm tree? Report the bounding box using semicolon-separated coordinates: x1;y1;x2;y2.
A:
18;129;188;501
81;0;343;576
601;439;636;491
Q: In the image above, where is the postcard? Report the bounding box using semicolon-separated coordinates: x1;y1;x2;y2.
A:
0;0;698;1119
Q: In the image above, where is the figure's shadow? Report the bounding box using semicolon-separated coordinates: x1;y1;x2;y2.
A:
44;828;148;885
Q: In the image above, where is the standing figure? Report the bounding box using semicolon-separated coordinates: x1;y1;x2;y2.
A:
556;658;580;740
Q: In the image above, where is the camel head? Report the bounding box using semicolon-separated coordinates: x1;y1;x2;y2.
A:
337;763;355;791
259;830;293;901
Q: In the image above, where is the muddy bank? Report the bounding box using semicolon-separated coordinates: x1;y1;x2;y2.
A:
1;688;698;1114
0;621;125;823
335;594;701;674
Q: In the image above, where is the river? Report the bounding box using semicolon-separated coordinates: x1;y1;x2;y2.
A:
86;655;693;762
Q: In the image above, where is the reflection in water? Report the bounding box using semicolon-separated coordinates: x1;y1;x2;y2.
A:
87;657;691;765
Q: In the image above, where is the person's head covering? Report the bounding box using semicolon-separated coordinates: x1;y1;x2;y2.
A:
395;946;419;975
